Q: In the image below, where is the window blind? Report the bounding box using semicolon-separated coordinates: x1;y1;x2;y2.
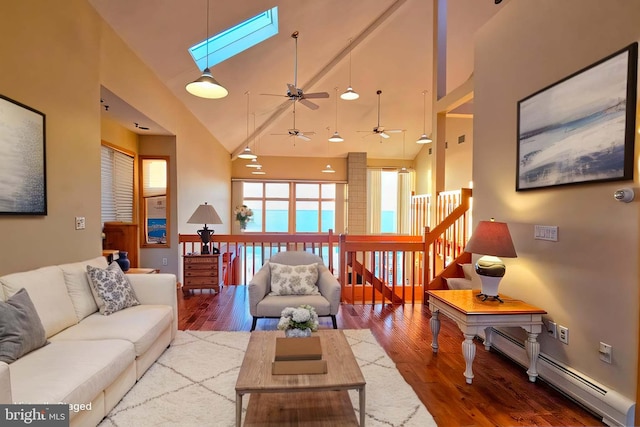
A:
101;145;134;224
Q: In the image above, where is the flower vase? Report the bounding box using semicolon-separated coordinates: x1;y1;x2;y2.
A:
116;251;130;272
285;328;312;338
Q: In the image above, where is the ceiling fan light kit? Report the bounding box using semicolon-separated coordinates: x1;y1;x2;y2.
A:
186;0;228;99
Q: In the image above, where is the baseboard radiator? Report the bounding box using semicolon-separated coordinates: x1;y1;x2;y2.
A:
489;328;635;427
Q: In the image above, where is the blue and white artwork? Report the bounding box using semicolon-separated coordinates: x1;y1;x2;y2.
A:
0;95;46;214
517;44;636;190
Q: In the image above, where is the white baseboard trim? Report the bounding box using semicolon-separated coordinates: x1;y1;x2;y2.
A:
489;328;635;427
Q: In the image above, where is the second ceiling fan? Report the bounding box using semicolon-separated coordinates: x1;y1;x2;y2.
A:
358;90;403;139
261;31;329;110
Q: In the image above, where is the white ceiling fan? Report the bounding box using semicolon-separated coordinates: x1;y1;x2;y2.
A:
271;102;315;141
261;31;329;110
358;90;403;139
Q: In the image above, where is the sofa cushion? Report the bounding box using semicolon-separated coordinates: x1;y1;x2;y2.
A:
256;294;331;317
9;339;134;408
50;305;172;357
86;263;139;315
269;262;320;296
0;266;78;338
0;289;47;363
59;257;107;321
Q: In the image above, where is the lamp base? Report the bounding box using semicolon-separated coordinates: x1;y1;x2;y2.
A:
476;293;504;303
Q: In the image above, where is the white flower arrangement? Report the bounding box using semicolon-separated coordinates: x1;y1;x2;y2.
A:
277;304;319;332
234;205;253;230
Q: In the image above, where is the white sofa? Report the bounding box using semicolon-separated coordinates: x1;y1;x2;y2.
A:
0;256;177;427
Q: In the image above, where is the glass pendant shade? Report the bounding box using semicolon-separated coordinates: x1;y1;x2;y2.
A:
186;68;228;99
238;146;257;159
329;131;344;142
322;164;335;173
340;87;359;100
416;133;432;144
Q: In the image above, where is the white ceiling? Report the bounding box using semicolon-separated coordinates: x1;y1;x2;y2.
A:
91;0;506;161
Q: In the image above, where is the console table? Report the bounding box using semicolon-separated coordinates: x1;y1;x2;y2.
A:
427;289;546;384
182;254;221;296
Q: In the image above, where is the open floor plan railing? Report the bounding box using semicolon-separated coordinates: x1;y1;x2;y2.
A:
178;188;472;304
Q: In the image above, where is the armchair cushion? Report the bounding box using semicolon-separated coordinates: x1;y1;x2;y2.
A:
269;262;320;296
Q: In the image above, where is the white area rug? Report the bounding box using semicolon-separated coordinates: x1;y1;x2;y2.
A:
99;329;436;427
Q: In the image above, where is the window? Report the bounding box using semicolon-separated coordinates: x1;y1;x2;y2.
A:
188;7;278;70
101;144;134;224
367;169;414;234
239;181;336;233
139;156;169;247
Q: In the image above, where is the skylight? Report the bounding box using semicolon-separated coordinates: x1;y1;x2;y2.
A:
189;7;278;70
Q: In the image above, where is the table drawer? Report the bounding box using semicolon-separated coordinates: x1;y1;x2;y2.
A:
185;270;215;277
185;277;218;286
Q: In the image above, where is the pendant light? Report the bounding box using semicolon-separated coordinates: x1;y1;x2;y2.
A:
399;130;409;174
340;38;359;101
322;127;336;173
329;87;344;142
185;0;228;99
246;113;262;168
238;92;257;159
416;90;432;144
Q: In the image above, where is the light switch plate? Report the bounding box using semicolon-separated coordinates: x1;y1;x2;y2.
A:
534;225;558;241
75;216;86;230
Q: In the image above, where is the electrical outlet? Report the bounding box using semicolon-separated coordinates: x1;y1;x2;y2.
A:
75;216;85;230
547;321;557;339
558;325;569;344
599;342;612;364
162;258;168;266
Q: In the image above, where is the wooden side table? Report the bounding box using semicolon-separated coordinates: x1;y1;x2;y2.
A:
182;254;221;296
427;289;546;384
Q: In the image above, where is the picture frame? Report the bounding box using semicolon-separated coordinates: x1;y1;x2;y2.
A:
0;94;47;214
516;42;638;191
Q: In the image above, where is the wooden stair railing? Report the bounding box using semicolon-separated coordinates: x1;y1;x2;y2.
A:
178;188;472;304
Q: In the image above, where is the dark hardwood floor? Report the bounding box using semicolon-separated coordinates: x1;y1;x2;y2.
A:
178;285;605;427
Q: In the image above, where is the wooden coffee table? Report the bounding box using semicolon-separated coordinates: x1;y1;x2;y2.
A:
235;330;366;426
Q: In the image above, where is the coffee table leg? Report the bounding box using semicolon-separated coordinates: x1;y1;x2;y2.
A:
430;310;440;353
359;386;366;426
462;333;476;384
236;392;242;426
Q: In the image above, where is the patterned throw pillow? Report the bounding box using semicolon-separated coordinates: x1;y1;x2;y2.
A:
86;263;139;315
269;262;320;296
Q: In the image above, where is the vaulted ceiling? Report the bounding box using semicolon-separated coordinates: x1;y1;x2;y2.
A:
91;0;506;161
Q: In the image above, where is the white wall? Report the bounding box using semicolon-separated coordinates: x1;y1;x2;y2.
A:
474;0;640;399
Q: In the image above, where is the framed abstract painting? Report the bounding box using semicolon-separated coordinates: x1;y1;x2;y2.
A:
0;95;46;215
516;43;637;191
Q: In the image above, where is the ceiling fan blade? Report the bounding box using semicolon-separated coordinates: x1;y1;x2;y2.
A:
260;93;288;97
380;132;391;139
299;98;319;110
296;134;311;141
303;92;329;99
385;129;403;133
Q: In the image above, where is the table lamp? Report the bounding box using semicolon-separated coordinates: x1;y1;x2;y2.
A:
187;202;222;254
464;218;517;302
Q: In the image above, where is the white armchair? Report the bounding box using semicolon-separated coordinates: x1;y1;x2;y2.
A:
248;251;341;331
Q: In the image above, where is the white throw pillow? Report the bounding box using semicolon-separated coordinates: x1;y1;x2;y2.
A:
269;262;320;296
86;263;140;315
460;263;475;280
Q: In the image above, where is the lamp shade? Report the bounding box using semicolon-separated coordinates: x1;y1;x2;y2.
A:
464;220;517;258
185;68;228;99
187;202;222;225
